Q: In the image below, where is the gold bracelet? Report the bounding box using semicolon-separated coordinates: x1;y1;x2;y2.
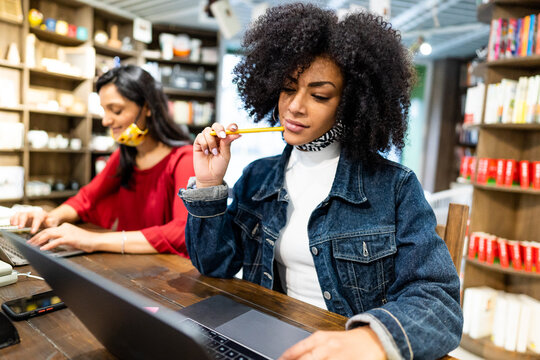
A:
121;230;126;255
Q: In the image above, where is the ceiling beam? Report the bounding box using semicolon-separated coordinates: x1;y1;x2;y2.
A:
107;0;147;8
427;24;490;57
145;6;200;22
124;0;175;12
392;0;440;29
77;0;137;19
402;23;487;39
392;0;465;32
138;3;198;17
399;0;466;32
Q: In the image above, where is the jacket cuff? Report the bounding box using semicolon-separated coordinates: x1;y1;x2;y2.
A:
346;310;410;360
178;177;229;217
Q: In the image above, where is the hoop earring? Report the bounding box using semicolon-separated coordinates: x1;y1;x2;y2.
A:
272;104;279;123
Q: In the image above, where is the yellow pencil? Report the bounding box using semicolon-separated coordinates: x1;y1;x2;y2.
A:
209;126;284;136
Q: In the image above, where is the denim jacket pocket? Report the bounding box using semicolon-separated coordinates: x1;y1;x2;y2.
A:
332;228;397;312
234;205;263;282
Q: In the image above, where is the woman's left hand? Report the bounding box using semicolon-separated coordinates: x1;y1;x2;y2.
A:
27;223;97;253
278;327;386;360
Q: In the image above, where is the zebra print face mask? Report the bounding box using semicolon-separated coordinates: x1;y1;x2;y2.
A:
295;121;343;152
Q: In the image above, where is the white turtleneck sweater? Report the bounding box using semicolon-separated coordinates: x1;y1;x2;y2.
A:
275;142;341;310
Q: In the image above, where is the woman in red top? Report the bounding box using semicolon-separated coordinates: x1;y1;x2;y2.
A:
11;65;194;256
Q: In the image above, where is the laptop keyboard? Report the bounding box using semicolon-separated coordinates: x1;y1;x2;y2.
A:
182;319;269;360
0;232;31;265
0;231;70;266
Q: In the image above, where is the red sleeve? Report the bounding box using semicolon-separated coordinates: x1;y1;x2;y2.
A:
64;150;121;223
141;146;195;257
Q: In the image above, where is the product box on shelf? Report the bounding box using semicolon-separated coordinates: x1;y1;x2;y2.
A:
0;122;24;149
469;231;539;272
0;166;24;200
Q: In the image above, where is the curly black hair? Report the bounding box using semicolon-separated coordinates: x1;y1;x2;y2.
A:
233;3;415;162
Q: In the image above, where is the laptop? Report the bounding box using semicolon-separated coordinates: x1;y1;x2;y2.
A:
1;230;311;360
0;228;84;266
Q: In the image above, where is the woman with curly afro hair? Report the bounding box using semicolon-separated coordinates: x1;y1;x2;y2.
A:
180;3;462;359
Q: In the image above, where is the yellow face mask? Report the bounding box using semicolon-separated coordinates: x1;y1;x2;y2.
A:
111;123;148;147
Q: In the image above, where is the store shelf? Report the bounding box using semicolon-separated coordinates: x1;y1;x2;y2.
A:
144;56;217;67
163;87;216;98
28;108;87;118
29;68;89;82
0;197;23;203
461;334;539;360
457;142;477;148
27;190;78;200
473;183;540;195
478;1;540;24
487;54;540;68
466;258;540;278
29;27;86;47
474;123;540;131
0;105;25;112
28;147;87;154
0;60;24;70
91;149;115;154
4;0;217;206
93;43;138;59
0;17;23;26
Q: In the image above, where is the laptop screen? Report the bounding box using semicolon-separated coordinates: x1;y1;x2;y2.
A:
2;230;211;360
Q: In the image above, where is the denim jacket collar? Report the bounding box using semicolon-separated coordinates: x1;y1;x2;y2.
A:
252;145;367;204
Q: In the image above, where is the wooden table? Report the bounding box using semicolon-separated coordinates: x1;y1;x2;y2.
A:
0;253;456;359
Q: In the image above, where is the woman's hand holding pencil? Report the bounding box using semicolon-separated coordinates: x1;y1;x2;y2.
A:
192;123;242;189
193;123;284;189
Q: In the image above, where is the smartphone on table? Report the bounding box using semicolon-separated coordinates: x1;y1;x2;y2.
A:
2;290;66;321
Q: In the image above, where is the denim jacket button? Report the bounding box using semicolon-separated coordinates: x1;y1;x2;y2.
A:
311;247;318;256
283;194;289;201
323;291;331;300
263;272;272;280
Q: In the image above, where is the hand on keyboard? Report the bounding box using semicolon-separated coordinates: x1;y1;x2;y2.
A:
10;209;60;234
27;223;96;253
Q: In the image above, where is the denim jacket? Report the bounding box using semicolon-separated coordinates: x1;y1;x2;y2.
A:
179;145;463;360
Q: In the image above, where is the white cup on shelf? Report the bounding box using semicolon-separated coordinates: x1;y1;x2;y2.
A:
70;138;82;150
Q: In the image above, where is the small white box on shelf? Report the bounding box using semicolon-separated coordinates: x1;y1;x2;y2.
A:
0;166;24;200
0;67;20;107
0;122;23;149
58;46;96;79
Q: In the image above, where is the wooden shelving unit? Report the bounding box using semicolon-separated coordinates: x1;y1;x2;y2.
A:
146;24;218;132
28;147;87;154
27;190;78;200
93;43;138;59
462;2;540;358
0;0;218;206
486;54;540;68
473;183;540;195
29;26;86;46
144;55;217;67
28;108;87;118
461;334;540;360
0;60;24;70
29;68;89;82
0;104;25;112
162;87;216;98
466;258;540;279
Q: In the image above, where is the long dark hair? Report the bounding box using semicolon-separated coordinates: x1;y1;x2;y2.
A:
96;65;191;188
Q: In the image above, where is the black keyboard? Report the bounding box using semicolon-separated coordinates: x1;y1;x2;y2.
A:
182;319;269;360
